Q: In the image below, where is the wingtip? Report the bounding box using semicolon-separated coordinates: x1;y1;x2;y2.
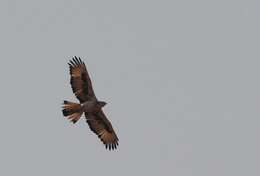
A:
78;57;83;64
104;142;118;151
69;59;75;67
69;56;85;66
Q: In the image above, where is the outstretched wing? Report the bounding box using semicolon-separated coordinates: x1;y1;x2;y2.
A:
86;111;119;150
68;56;96;103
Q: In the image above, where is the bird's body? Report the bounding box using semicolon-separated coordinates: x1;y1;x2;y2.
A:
81;100;102;113
62;57;118;150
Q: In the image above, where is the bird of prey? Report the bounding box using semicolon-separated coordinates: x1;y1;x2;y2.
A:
62;56;118;150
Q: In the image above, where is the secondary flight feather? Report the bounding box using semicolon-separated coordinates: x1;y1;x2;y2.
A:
62;56;118;150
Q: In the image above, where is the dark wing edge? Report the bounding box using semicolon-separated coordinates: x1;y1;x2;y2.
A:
86;111;119;150
68;56;96;102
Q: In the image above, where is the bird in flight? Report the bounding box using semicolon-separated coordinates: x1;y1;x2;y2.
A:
62;56;118;150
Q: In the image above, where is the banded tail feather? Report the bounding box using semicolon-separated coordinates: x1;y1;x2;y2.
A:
62;100;83;123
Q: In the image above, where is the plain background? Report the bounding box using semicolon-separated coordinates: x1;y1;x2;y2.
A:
0;0;259;175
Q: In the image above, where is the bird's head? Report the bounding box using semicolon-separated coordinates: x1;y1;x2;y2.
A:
97;101;107;108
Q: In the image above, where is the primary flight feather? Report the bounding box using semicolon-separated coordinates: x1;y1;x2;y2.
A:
62;56;118;150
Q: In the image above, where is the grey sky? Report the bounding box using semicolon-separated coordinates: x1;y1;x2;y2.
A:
0;0;259;175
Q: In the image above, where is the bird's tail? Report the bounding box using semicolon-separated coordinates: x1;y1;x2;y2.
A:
62;100;83;123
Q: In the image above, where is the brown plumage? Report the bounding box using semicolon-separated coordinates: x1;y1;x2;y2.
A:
62;56;119;150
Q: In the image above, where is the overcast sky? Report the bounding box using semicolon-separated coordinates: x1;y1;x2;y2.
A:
0;1;259;176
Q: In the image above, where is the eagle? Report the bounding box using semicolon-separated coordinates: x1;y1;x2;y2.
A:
62;56;118;150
